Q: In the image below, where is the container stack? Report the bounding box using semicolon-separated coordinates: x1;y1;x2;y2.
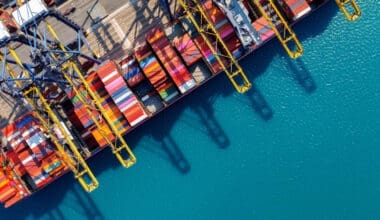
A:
20;121;54;161
135;42;179;103
65;87;100;131
192;36;223;73
190;0;240;73
119;56;145;87
2;123;28;154
203;0;244;59
280;0;311;20
173;32;203;67
64;86;113;149
1;114;65;192
96;61;148;127
252;17;275;42
84;72;131;147
146;28;196;94
0;151;28;209
0;166;17;206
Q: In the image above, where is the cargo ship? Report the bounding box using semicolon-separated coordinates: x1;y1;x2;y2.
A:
0;0;360;208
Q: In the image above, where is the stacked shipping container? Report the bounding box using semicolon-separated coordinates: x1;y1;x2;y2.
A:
119;56;165;114
173;32;203;67
146;28;196;94
135;42;179;103
0;113;66;207
203;0;245;59
251;17;275;42
278;0;311;20
64;86;113;149
84;72;129;147
0;161;23;208
96;61;148;127
119;56;145;87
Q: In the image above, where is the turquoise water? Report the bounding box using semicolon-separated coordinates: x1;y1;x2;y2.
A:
1;1;380;219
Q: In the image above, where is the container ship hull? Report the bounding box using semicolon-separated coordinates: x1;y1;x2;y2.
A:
0;0;335;208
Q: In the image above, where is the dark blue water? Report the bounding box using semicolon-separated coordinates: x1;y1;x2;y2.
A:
1;1;379;219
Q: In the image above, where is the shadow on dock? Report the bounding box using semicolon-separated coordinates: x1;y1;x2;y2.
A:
0;92;28;129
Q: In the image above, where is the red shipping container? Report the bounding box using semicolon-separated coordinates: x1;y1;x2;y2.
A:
225;36;242;53
150;70;168;86
4;194;23;208
193;36;224;73
0;186;16;202
18;149;38;167
281;0;311;20
163;61;193;86
173;33;202;66
27;166;53;188
154;45;178;63
5;151;26;177
218;22;235;40
123;103;148;127
252;17;275;42
134;44;152;60
203;0;225;25
146;27;166;44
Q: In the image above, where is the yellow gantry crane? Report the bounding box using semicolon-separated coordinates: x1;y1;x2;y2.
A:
177;0;252;93
43;21;137;168
251;0;303;59
12;0;137;167
335;0;361;21
0;46;99;192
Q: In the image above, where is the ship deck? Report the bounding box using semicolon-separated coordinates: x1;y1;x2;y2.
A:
0;0;175;129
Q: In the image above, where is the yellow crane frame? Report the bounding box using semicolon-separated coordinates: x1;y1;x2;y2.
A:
1;49;99;192
335;0;361;21
178;0;252;93
43;21;137;168
251;0;303;59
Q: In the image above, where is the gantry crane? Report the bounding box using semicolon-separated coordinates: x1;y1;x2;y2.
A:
251;0;303;59
177;0;252;93
12;0;137;167
0;28;99;192
335;0;361;21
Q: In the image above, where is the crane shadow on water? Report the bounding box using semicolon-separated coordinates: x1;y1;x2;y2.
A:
0;1;339;218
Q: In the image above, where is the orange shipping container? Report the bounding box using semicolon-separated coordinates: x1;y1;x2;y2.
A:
0;186;16;202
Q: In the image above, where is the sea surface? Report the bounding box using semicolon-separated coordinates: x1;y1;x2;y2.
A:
1;1;379;219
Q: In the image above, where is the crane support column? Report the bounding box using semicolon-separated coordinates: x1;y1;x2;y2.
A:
252;0;303;59
335;0;361;21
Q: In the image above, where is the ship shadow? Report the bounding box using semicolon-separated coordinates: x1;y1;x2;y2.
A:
0;173;104;220
0;2;340;217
